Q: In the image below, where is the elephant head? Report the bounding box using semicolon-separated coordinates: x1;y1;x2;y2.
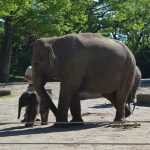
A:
18;92;40;127
32;39;56;76
18;92;29;119
25;92;40;127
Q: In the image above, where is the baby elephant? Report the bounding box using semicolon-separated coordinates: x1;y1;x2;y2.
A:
18;91;49;127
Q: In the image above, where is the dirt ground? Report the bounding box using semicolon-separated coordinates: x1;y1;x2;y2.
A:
0;81;150;150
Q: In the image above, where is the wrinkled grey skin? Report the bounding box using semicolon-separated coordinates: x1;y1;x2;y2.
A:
32;33;136;127
18;92;49;127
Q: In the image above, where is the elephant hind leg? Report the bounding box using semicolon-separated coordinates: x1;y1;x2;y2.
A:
114;65;135;121
40;108;49;125
114;81;133;121
103;91;131;121
125;104;131;118
103;92;126;121
111;93;125;121
114;103;125;121
114;95;132;121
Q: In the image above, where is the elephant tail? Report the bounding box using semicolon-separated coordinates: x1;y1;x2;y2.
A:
127;66;141;114
127;91;136;114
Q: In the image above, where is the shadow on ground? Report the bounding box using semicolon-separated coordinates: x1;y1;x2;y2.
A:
89;103;112;109
0;122;109;137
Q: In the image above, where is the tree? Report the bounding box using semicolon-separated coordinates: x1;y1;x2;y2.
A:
136;46;150;78
1;0;150;81
0;0;33;82
0;0;94;82
87;0;150;52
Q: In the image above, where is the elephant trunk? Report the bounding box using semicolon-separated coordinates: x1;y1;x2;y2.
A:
18;92;29;119
18;102;23;119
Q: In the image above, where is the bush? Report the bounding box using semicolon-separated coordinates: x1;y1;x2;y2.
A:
136;46;150;78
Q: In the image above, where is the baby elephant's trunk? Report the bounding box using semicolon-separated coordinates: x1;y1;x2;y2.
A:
18;103;22;119
25;93;40;127
18;92;29;119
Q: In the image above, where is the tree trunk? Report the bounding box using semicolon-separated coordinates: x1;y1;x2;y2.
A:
0;17;13;82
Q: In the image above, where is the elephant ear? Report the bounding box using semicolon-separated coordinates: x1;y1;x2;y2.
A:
28;93;38;105
46;45;56;68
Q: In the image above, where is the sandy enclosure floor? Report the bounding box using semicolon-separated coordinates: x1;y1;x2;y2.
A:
0;82;150;150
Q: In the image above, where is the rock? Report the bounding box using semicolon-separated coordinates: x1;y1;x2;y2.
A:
0;88;11;96
139;79;150;87
137;94;150;104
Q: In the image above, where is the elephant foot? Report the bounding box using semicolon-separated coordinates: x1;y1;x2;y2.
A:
69;118;84;126
41;122;48;125
114;118;125;122
114;112;125;122
21;118;27;123
25;123;34;128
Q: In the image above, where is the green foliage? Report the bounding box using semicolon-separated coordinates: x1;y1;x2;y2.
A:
27;0;93;36
10;49;32;76
98;0;150;52
0;0;150;79
136;47;150;78
0;0;94;78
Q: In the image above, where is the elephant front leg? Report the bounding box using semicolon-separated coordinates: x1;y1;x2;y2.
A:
70;93;84;126
54;83;73;127
55;99;70;127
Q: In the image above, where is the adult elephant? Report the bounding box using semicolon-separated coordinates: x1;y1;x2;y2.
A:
31;33;136;127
